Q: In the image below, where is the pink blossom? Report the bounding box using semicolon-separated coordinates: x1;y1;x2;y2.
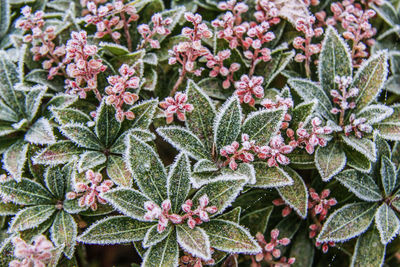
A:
16;6;67;79
137;13;172;49
143;194;217;233
234;75;264;106
257;135;294;167
10;235;54;267
66;170;113;211
205;50;240;89
105;64;140;121
254;230;293;264
294;118;333;154
220;134;257;170
65;31;107;100
159;92;194;124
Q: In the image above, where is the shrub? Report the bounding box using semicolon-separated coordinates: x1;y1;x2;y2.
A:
0;0;400;266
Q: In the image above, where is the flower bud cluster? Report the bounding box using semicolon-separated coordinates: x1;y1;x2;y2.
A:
205;50;240;89
16;6;67;79
137;13;172;49
212;2;275;74
293;16;323;72
10;235;54;267
179;249;215;266
143;194;217;233
326;0;378;65
330;76;372;138
105;64;140;121
66;170;114;211
65;31;107;100
254;0;280;25
220;134;258;170
288;117;333;154
168;12;212;77
234;75;264;106
257;135;294;167
253;230;294;266
160;92;194;124
308;188;337;253
84;0;139;49
160;92;193;124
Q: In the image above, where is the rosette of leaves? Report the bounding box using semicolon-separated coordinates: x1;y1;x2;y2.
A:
33;98;158;187
0;163;80;263
288;26;396;181
0;51;64;181
156;79;291;186
77;133;261;266
317;136;400;266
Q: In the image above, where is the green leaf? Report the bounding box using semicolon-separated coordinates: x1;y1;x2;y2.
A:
317;202;377;243
95;100;121;147
193;159;218;173
142;224;172;248
0;202;20;215
277;167;308;218
335;170;382;202
99;41;130;56
156;126;210;160
110;129;155;154
77;151;107;173
319;26;352;94
202;219;261;254
52;107;91;125
343;144;371;173
241;108;285;145
185;79;216;151
290;100;317;130
167;153;191;213
192;177;246;215
350;228;386;267
0;0;10;39
288;78;334;120
77;216;151;244
257;50;295;87
315;142;346;182
214;96;242;150
0;97;18;122
375;203;400;245
9;205;55;232
381;156;397;196
106;155;132;187
357;104;394;124
0;178;53;205
176;224;211;260
290;229;314;267
375;104;400;141
50;211;77;259
353;51;388;111
0;51;23;114
33;141;83;165
60;123;103;150
24;85;47;121
250;163;293;188
128;99;158;129
25;118;56;145
2;141;28;181
125;134;167;204
142;232;179;267
218;207;241;223
101;188;151;221
342;135;377;162
240;206;273;235
25;69;65;92
44;166;65;199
